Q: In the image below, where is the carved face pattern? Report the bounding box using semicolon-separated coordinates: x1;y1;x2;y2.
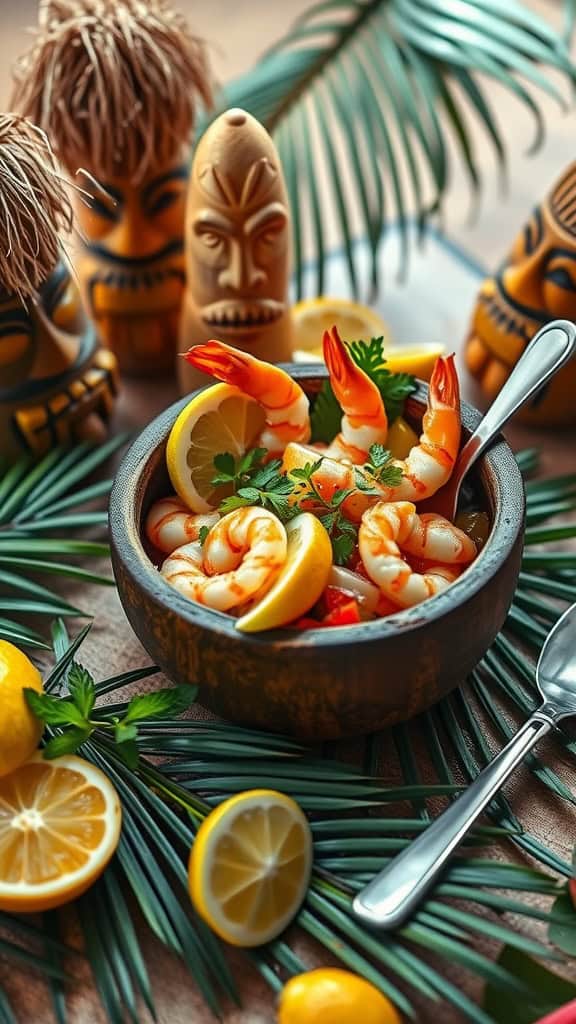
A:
74;161;188;373
185;111;290;341
0;265;117;459
465;162;576;423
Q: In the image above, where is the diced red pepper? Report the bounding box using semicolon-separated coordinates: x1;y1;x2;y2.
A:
322;598;361;626
289;616;322;630
322;585;357;613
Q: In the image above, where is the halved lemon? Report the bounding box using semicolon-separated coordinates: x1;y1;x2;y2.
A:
236;513;332;632
292;297;390;360
166;383;266;513
0;753;122;912
189;789;313;947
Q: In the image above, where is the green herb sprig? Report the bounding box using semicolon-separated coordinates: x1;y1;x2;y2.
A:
211;448;299;522
25;664;195;769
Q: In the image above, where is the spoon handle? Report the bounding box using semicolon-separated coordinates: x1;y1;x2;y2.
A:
457;319;576;475
353;710;555;930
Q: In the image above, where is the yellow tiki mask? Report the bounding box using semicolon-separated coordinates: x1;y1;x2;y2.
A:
12;0;213;378
0;115;117;461
73;163;188;376
465;161;576;426
178;109;293;395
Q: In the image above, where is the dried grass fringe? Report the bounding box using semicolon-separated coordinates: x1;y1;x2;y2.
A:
0;114;72;300
12;0;214;183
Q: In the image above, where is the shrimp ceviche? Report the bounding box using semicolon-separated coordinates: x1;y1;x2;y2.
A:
146;329;490;632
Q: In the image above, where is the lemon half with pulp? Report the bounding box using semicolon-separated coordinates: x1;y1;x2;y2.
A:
167;383;266;513
0;753;122;912
189;789;312;946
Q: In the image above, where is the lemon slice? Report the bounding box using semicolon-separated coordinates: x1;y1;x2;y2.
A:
235;513;332;633
292;297;390;358
0;753;122;912
0;640;43;778
189;789;312;947
166;383;266;513
384;342;445;381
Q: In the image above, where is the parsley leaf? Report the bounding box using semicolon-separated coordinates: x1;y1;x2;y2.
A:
363;444;404;489
287;460;359;565
310;335;417;443
67;663;96;720
123;686;194;724
215;452;299;523
25;663;195;769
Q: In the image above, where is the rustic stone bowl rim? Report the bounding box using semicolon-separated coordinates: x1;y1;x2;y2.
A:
109;365;525;649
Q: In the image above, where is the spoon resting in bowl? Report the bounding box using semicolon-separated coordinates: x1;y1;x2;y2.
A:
353;600;576;930
423;319;576;521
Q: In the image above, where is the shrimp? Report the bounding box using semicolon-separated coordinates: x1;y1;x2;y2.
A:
321;326;388;463
283;354;461;517
160;506;287;612
146;497;219;555
359;501;477;609
183;340;310;455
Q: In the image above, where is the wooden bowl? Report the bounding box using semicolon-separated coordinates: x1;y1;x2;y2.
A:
109;367;525;741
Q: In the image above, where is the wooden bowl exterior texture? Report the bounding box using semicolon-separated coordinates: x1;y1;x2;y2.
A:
109;368;525;740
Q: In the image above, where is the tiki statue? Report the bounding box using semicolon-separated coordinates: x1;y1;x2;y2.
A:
179;108;293;395
12;0;213;377
465;161;576;426
0;114;117;462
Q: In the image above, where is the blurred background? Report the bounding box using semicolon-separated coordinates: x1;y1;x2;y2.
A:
0;0;572;272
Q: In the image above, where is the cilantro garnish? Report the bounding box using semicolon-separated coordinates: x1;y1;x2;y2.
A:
213;449;299;522
288;459;358;565
310;335;417;443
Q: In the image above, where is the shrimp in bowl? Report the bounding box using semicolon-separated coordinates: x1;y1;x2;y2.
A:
145;335;487;632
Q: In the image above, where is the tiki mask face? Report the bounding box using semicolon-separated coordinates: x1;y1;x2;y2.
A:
179;109;293;394
0;264;118;461
74;160;188;377
465;162;576;426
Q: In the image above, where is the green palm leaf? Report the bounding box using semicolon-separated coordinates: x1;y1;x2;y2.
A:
3;448;576;1023
0;439;126;648
214;0;575;296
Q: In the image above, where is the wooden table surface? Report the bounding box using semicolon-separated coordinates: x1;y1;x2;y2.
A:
1;2;575;1022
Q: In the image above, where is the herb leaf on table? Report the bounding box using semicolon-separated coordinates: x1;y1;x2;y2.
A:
25;667;195;767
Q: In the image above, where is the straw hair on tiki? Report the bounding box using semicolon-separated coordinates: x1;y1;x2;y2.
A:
0;114;72;301
11;0;214;183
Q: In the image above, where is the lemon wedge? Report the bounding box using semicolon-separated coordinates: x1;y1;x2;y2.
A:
0;753;122;912
166;383;266;513
189;789;312;947
386;416;419;459
292;297;390;359
235;513;332;632
383;342;445;381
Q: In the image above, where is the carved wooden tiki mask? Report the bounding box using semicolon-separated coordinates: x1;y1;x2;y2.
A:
0;114;117;461
465;162;576;426
73;163;188;376
179;109;293;394
11;0;212;379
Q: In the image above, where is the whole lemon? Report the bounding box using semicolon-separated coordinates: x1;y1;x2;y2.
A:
277;968;402;1024
0;640;44;777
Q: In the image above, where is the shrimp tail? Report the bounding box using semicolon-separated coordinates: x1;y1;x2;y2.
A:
323;326;356;395
430;354;460;410
182;340;252;387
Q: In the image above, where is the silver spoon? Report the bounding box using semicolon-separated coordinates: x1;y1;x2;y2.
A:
353;601;576;931
424;319;576;521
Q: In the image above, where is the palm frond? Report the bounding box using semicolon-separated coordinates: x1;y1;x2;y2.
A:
3;448;576;1023
0;439;126;648
214;0;575;297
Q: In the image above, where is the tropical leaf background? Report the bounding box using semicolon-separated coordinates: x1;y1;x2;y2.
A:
0;437;126;651
1;447;576;1023
206;0;576;298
